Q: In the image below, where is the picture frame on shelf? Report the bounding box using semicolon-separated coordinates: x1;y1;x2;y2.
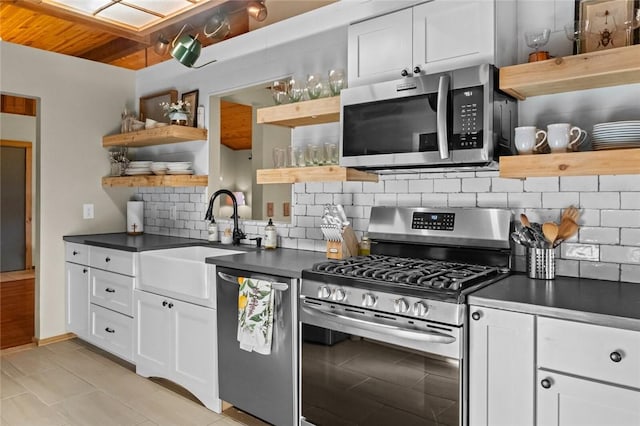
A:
575;0;639;53
181;89;199;127
139;89;178;123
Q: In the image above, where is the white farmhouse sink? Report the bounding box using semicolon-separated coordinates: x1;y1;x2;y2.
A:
138;246;243;307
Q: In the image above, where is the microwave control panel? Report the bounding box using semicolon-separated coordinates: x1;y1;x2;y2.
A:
452;86;484;150
412;212;455;231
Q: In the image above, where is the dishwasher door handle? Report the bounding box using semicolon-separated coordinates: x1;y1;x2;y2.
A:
217;271;289;291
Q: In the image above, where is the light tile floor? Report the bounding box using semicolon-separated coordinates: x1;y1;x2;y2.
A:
0;339;264;426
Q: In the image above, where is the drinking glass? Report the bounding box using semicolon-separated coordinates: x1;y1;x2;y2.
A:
271;80;289;105
311;145;325;165
272;147;285;168
287;76;304;103
624;9;640;46
328;68;346;96
306;73;323;99
295;148;305;167
324;143;338;164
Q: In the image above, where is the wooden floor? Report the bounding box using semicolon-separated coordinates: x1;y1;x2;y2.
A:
0;269;35;349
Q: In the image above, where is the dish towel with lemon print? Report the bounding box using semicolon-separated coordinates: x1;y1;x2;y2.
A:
237;277;275;355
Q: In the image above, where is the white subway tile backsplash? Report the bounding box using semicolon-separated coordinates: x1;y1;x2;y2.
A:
600;175;640;191
621;192;640;209
289;227;306;239
600;245;640;264
333;193;353;205
363;181;385;193
562;243;599;261
508;193;542;208
445;172;475;178
421;193;448;207
353;193;374;206
602;210;640;228
492;177;523;193
314;193;333;205
556;259;580;277
434;179;461;193
374;193;397;206
477;193;508;207
306;183;324;193
580;261;620;281
343;182;363;193
475;170;499;178
462;178;491;193
560;176;598;192
409;179;434;193
621;229;640;246
579;227;619;245
448;193;476;207
580;192;620;209
543;192;579;208
385;180;408;194
296;193;314;205
398;194;421;206
621;264;640;283
296;216;315;228
323;182;343;193
524;177;559;192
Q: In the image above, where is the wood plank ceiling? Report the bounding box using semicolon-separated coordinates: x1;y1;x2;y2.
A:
0;0;335;70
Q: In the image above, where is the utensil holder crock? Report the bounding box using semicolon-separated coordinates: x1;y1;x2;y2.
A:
527;247;556;280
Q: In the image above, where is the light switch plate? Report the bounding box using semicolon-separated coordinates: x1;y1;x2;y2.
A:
83;203;94;219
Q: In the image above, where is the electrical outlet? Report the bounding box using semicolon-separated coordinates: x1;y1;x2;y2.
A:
83;204;94;219
169;205;177;220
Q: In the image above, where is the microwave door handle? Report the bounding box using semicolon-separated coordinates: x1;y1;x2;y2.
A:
436;74;450;159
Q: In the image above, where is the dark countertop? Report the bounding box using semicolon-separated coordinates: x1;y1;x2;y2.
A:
468;274;640;331
64;232;327;278
63;232;252;253
206;248;328;278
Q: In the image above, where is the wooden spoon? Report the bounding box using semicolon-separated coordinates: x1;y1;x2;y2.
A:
520;213;531;228
542;222;559;246
562;206;579;222
556;219;579;244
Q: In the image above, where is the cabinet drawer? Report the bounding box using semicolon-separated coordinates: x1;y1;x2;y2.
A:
89;246;137;276
90;269;134;316
65;242;89;265
89;304;133;362
538;317;640;389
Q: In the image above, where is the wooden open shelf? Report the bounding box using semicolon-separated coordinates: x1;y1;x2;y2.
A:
256;165;378;184
102;175;208;187
499;148;640;178
102;125;207;147
256;96;340;127
499;45;640;100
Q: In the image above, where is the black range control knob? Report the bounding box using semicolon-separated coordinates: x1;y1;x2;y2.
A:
401;69;410;77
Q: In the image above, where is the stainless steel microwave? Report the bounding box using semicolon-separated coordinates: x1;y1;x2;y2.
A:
339;64;517;170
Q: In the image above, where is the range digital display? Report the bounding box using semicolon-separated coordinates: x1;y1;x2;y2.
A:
412;212;455;231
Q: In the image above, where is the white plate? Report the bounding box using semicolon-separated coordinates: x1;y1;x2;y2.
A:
593;120;640;127
128;161;153;168
125;169;152;175
166;169;194;175
152;169;167;175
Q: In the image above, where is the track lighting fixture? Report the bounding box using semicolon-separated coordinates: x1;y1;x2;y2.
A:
247;1;267;22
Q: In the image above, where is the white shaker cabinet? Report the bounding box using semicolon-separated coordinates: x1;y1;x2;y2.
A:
537;317;640;426
65;248;90;340
348;0;516;87
134;289;220;413
468;306;535;426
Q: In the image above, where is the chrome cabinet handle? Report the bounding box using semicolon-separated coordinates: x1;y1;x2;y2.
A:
541;378;552;389
471;311;481;321
105;288;115;293
436;74;450;160
217;271;289;291
105;327;115;333
610;351;623;363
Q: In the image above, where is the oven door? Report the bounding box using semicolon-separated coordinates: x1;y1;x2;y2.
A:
300;297;461;426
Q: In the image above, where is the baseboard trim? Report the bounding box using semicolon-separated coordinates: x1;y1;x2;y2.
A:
0;342;36;355
35;332;76;346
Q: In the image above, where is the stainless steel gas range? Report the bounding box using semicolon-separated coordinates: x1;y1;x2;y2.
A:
299;207;512;426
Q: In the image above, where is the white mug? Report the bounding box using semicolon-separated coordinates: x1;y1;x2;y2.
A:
547;123;587;152
515;126;547;155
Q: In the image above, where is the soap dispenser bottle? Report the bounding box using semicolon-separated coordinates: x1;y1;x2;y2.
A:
208;219;218;242
265;218;277;249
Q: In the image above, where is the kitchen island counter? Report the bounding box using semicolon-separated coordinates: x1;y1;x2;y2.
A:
469;274;640;331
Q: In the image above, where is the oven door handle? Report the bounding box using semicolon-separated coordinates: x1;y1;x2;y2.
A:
301;303;456;344
436;74;450;160
217;271;289;291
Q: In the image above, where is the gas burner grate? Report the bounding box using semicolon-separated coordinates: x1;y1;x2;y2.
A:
312;255;502;294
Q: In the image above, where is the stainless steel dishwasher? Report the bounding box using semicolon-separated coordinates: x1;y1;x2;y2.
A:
216;266;297;426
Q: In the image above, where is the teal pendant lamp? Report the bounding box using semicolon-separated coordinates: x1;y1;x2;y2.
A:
170;25;218;69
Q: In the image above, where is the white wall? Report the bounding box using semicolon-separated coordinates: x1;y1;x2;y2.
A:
0;41;136;339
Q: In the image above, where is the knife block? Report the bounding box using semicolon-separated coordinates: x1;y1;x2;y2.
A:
326;226;359;259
